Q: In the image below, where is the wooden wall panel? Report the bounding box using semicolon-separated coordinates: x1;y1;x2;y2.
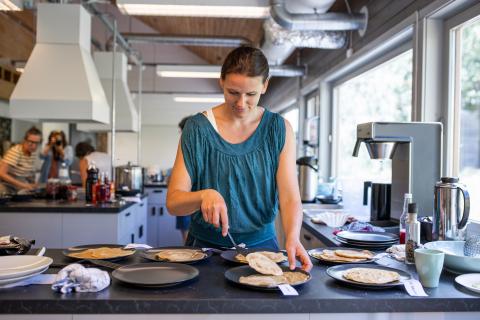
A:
0;11;35;62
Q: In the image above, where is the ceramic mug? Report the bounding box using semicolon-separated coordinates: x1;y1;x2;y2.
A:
414;248;445;288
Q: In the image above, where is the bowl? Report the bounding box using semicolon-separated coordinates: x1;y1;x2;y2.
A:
424;241;480;274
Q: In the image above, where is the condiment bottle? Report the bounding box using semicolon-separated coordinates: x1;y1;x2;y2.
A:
399;193;413;244
85;164;98;203
96;172;106;203
104;174;111;202
405;203;420;264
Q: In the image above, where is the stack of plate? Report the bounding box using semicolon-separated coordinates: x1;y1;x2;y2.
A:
336;231;399;249
0;255;53;286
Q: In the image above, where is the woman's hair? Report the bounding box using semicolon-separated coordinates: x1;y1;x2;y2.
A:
220;46;269;83
48;130;68;148
75;141;95;158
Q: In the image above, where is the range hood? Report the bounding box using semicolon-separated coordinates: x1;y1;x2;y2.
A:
77;52;139;132
9;3;110;123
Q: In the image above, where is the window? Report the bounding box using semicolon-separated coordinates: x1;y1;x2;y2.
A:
451;16;480;222
303;90;320;156
281;106;299;137
334;50;413;216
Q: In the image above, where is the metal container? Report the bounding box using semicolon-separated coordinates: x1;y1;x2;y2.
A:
433;177;470;241
297;156;318;202
115;162;144;196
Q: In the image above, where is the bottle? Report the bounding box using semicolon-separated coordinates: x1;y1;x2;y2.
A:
405;203;421;264
95;172;105;204
104;174;111;202
85;164;98;203
399;193;413;244
59;162;69;181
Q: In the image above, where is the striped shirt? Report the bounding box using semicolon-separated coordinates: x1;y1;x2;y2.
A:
1;144;36;183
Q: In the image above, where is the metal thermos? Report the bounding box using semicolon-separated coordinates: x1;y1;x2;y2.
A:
297;156;318;202
433;177;470;240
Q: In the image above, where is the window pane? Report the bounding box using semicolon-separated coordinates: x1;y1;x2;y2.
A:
282;107;299;136
335;50;412;217
458;18;480;222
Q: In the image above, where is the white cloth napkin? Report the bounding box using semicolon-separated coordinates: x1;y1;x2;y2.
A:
51;263;110;293
387;244;406;261
124;243;152;249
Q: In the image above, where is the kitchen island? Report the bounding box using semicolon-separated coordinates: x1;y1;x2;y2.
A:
0;197;147;247
0;249;478;319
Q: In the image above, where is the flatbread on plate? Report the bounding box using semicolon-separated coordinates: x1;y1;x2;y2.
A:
246;252;283;276
239;271;309;288
155;249;206;262
235;251;287;263
343;267;400;284
68;247;133;259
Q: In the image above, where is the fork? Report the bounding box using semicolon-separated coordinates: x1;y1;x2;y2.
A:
226;231;249;256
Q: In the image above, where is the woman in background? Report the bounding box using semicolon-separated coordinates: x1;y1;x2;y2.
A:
74;142;111;188
39;130;73;183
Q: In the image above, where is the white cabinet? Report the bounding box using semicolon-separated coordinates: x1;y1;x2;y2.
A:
134;197;147;244
145;186;183;247
300;227;326;249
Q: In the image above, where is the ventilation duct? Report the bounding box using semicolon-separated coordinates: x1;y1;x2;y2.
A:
9;3;110;123
77;52;139;132
123;33;251;47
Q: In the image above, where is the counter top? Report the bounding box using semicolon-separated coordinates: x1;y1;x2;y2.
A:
0;198;142;214
0;249;479;314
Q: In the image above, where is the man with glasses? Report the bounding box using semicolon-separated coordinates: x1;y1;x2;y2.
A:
0;126;42;194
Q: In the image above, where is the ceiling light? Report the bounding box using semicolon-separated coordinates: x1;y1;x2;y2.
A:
0;0;22;11
157;65;221;78
174;96;224;103
116;0;270;18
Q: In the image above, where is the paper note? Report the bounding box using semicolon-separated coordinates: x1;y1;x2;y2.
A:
403;279;428;297
278;284;299;296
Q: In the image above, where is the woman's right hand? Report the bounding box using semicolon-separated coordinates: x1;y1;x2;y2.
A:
200;189;229;236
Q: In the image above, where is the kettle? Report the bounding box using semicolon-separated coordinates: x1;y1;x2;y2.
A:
433;177;470;240
297;156;318;202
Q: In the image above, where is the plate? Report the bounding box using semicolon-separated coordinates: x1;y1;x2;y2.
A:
0;255;53;280
335;237;394;249
337;231;399;243
308;247;375;264
0;266;49;285
224;265;311;291
220;249;287;265
112;262;199;288
63;244;135;261
455;273;480;294
140;246;212;264
326;264;412;289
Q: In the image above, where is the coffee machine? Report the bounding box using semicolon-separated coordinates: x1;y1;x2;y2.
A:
352;122;442;220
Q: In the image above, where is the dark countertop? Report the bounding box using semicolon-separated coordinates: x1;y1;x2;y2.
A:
0;197;146;214
144;182;167;188
0;249;479;314
302;215;341;247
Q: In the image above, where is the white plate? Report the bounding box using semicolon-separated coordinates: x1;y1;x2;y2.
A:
455;273;480;294
0;266;49;285
0;256;53;280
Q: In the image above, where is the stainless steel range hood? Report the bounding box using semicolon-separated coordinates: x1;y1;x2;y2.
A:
77;52;139;132
9;3;110;123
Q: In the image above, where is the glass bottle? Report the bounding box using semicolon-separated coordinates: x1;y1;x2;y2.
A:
104;174;111;202
399;193;413;244
85;164;98;203
405;203;420;264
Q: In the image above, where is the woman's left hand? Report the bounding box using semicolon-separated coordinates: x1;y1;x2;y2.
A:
285;238;313;272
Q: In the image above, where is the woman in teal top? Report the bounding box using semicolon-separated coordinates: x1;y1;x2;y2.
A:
167;46;312;271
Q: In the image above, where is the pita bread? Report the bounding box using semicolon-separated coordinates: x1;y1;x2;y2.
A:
235;251;287;263
239;275;280;287
155;249;206;262
239;271;308;287
246;252;283;276
334;249;374;259
311;249;372;262
68;247;134;259
343;267;400;284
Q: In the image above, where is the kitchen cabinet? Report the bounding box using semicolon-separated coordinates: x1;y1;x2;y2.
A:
300;226;326;249
145;186;183;247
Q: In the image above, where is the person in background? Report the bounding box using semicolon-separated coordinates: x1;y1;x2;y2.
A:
39;130;74;183
74;142;111;188
167;46;312;271
0;126;42;193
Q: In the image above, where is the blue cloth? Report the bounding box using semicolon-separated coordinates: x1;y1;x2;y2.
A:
338;221;385;233
185;233;280;251
181;110;286;247
39;145;74;183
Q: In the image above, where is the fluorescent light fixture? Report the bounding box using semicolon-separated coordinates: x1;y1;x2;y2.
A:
116;0;270;18
174;96;224;103
157;65;221;78
0;0;22;11
15;67;24;73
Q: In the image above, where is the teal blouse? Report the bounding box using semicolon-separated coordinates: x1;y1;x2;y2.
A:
181;109;286;247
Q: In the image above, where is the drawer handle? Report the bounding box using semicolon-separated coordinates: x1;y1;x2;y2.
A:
153;190;163;193
303;234;312;241
140;202;144;207
159;207;164;216
151;207;156;216
139;225;143;239
125;212;131;217
131;233;135;243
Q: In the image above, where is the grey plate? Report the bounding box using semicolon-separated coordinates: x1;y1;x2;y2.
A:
335;237;394;250
140;246;212;264
326;264;411;289
62;244;135;261
112;262;199;288
225;265;311;291
308;247;375;265
220;249;287;265
337;231;399;243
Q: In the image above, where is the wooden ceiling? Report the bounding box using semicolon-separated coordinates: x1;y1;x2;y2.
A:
0;0;353;66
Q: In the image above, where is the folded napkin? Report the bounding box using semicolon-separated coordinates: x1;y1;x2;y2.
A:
51;263;110;293
333;221;385;235
387;244;406;261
